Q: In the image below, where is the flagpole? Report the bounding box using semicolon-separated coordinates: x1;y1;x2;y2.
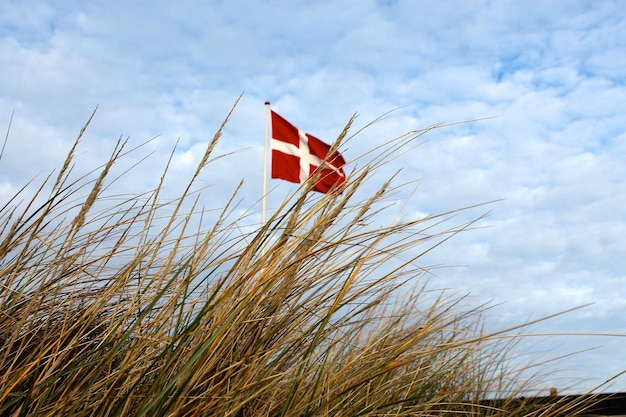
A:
262;101;270;229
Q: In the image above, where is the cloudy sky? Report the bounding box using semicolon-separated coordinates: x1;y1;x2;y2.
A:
1;0;625;393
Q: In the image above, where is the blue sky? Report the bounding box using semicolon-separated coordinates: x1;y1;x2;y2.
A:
1;0;625;393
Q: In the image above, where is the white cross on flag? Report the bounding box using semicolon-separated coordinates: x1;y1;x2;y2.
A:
270;110;346;194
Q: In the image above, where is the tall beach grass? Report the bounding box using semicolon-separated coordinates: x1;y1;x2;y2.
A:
0;104;608;416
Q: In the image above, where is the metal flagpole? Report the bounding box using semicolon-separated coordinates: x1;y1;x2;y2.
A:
262;101;270;228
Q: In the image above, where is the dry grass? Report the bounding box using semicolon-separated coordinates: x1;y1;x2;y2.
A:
0;104;604;416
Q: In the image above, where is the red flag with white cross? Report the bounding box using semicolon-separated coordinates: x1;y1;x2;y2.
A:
269;110;346;194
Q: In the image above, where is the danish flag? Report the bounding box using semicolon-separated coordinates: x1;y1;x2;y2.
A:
270;110;346;194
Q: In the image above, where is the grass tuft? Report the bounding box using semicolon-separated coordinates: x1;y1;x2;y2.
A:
0;105;610;416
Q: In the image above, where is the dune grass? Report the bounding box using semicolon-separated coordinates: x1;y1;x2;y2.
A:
0;105;604;416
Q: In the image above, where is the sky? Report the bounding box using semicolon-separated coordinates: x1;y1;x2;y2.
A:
1;0;625;394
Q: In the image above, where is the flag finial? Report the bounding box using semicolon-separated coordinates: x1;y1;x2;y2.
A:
265;101;270;105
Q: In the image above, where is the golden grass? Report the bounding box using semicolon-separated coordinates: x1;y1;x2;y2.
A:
0;104;607;416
